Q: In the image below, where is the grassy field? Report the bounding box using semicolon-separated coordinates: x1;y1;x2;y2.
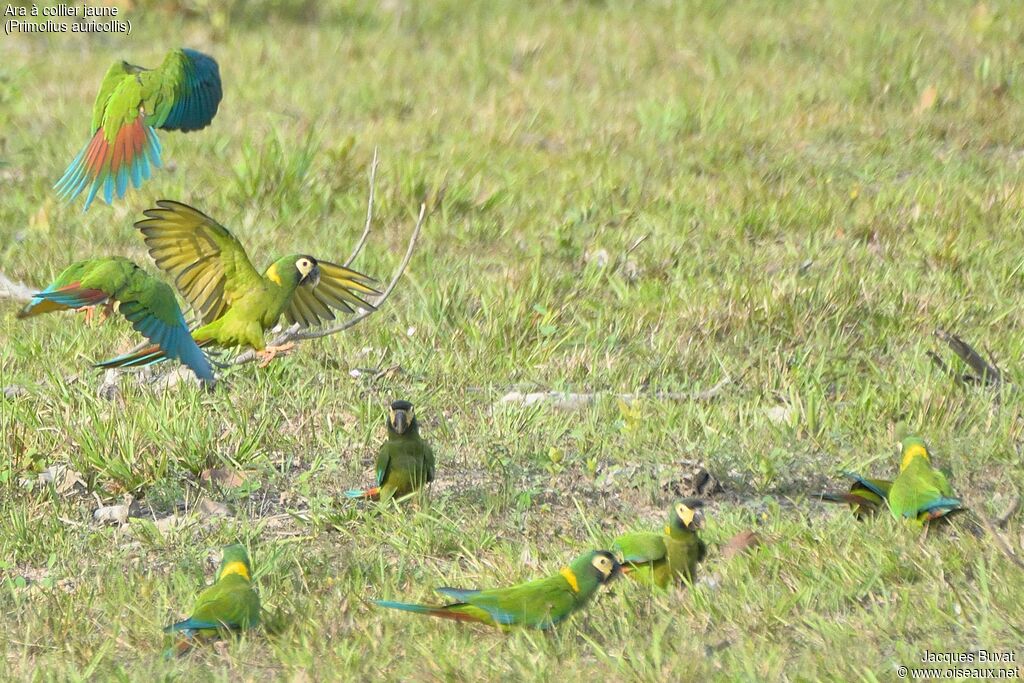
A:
2;0;1024;680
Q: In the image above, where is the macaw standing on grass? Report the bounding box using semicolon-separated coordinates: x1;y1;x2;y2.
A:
346;400;435;502
374;550;621;629
56;48;222;210
888;436;964;525
164;544;261;657
613;499;707;589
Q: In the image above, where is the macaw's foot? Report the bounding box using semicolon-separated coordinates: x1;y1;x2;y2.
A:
80;301;115;326
257;342;297;368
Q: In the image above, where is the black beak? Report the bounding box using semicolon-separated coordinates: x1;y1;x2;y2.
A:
391;409;409;434
304;264;321;287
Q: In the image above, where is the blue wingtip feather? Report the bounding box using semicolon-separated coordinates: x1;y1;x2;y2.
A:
373;600;433;614
164;617;220;634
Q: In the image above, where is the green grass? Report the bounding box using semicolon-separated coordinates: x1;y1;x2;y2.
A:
2;0;1024;679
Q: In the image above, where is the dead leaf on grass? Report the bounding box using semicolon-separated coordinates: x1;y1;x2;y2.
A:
721;530;762;560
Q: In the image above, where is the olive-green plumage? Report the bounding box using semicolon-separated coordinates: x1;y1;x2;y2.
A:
374;550;621;629
56;49;222;210
346;400;435;502
15;257;213;382
820;475;893;518
888;436;963;524
101;201;378;369
164;544;260;653
613;499;707;589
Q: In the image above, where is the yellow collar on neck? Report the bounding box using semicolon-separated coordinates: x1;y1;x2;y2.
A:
219;561;251;581
559;567;580;593
266;263;283;285
900;443;929;471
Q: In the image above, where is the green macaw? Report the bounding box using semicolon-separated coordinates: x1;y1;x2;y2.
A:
820;474;893;518
98;201;378;369
346;400;435;502
374;550;621;629
56;48;223;210
15;257;213;383
888;436;964;524
164;544;261;656
613;499;707;589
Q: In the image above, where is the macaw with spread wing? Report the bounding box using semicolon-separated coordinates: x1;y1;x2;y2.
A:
56;48;222;210
98;200;378;370
820;474;893;518
16;257;214;383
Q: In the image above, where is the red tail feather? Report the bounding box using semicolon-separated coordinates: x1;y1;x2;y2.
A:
427;607;485;623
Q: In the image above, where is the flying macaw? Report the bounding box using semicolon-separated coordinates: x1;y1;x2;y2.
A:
819;474;893;518
164;544;261;657
374;550;621;629
55;48;222;210
888;436;964;524
97;200;378;369
613;499;707;589
346;400;435;502
15;257;214;383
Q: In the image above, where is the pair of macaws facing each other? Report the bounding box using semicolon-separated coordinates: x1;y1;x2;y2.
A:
57;48;222;211
17;201;379;385
374;499;707;629
822;435;964;525
167;500;704;647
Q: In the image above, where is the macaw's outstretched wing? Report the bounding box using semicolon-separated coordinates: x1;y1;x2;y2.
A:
136;200;263;324
144;48;223;132
283;260;379;328
55;61;161;211
55;49;221;211
17;257;213;382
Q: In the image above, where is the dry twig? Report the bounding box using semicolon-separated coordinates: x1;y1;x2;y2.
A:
228;201;426;366
496;376;733;409
930;328;1005;387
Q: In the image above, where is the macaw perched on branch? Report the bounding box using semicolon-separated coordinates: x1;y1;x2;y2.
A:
99;200;378;370
16;257;214;383
613;499;707;589
55;48;222;210
374;550;621;629
164;544;260;657
346;400;435;502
